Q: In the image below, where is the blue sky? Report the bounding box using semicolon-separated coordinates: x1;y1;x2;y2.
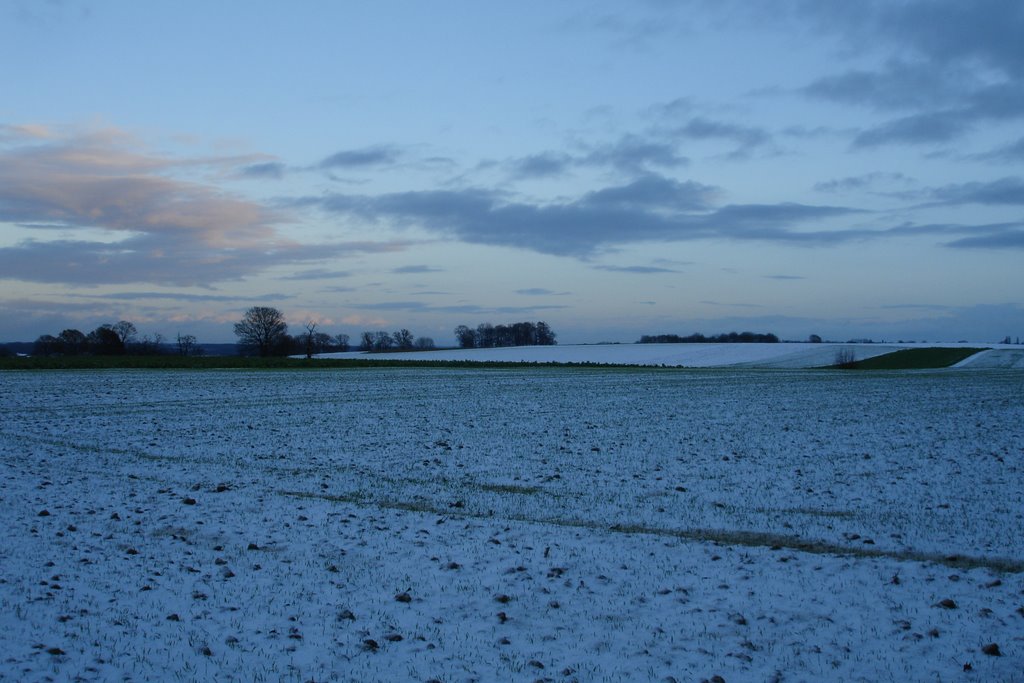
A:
1;0;1022;344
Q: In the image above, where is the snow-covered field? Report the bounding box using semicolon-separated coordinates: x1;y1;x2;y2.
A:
1;367;1022;681
316;342;1024;369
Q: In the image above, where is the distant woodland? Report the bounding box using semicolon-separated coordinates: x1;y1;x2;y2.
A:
17;310;560;359
638;331;780;344
453;321;557;349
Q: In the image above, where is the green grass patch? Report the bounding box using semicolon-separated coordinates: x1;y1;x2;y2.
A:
836;347;985;370
0;354;660;371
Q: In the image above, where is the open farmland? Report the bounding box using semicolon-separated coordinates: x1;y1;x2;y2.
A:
1;367;1022;681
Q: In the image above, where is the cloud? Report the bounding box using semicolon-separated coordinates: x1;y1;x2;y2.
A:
645;106;775;158
238;161;286;179
516;288;569;296
793;1;1024;147
875;0;1024;77
699;300;765;309
764;275;805;280
318;145;402;169
305;175;866;257
945;230;1024;249
346;301;568;315
64;291;292;302
814;172;912;194
0;236;372;286
880;303;957;312
580;175;716;211
559;9;682;51
921;177;1024;206
977;136;1024;162
0;123;54;141
502;136;688;180
0;129;277;247
803;60;968;111
392;265;443;274
852;111;971;147
4;2;92;26
582;135;689;173
0;126;407;285
346;301;430;312
698;203;867;243
673;117;772;157
645;97;696;120
508;152;573;179
782;0;1024;77
593;265;678;274
278;268;352;281
879;219;1024;249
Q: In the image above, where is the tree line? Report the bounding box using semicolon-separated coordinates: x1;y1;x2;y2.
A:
30;321;196;357
23;309;559;359
358;330;435;352
238;310;557;356
453;321;557;348
638;331;779;344
233;306;435;357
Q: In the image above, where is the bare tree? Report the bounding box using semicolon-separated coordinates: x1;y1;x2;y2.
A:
494;324;513;347
334;333;350;352
393;328;414;350
176;333;198;356
414;336;435;350
454;325;476;348
303;321;318;359
134;332;165;355
476;323;495;348
373;331;393;351
535;321;556;346
234;306;288;356
834;348;857;368
111;320;138;347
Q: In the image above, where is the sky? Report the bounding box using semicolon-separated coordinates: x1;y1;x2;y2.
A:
1;0;1023;345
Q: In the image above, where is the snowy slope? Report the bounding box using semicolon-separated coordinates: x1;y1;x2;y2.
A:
952;348;1024;369
317;342;1013;368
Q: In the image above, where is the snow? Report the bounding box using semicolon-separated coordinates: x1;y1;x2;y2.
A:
1;367;1022;681
952;348;1024;369
315;342;1018;368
